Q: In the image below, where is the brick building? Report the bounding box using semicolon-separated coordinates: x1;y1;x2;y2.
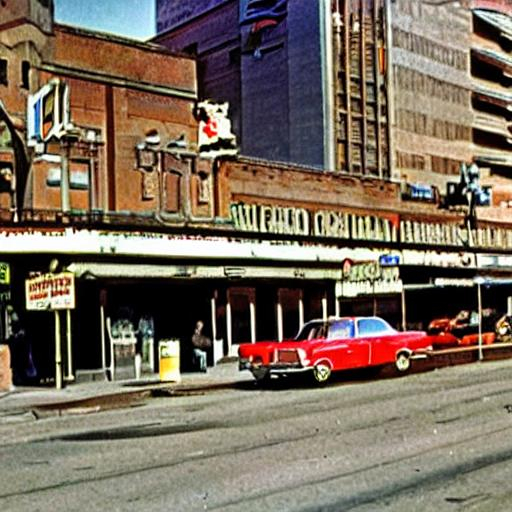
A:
0;0;511;385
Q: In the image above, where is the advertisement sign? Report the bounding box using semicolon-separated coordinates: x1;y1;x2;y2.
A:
25;272;75;311
341;260;403;297
27;80;70;146
0;262;10;285
196;101;237;158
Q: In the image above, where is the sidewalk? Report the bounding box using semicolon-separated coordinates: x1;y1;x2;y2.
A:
0;359;251;419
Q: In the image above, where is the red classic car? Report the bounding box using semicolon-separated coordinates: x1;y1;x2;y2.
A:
238;316;433;384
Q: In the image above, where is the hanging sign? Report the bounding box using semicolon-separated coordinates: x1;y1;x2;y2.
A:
0;262;10;285
341;260;403;297
25;272;75;311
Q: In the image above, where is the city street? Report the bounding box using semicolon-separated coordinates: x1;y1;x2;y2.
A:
2;360;512;511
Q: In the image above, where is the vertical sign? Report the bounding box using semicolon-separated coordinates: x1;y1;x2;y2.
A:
0;262;10;285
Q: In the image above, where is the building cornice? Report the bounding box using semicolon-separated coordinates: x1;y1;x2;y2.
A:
38;62;197;101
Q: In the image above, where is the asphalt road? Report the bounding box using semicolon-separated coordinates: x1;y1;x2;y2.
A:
2;360;512;511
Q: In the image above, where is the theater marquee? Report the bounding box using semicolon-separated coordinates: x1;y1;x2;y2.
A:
230;203;399;243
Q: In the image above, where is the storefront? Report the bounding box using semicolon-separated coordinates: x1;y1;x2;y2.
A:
2;214;512;385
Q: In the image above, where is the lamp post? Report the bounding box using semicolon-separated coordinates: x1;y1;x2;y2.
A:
475;276;485;361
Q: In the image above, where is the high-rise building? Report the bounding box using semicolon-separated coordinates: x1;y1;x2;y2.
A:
155;0;512;208
471;3;512;192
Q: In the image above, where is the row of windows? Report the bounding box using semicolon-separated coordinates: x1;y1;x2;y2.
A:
431;155;463;176
0;59;30;89
395;66;469;105
396;151;462;175
396;0;469;30
396;151;425;171
394;28;467;71
397;109;471;141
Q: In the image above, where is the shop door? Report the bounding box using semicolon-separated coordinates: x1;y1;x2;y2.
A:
278;288;302;340
227;287;254;346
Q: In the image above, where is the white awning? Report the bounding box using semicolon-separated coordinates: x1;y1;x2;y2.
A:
67;262;342;281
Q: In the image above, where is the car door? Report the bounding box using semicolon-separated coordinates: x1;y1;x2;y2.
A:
330;319;370;369
356;317;393;366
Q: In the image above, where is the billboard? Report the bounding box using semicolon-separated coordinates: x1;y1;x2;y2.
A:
25;272;75;311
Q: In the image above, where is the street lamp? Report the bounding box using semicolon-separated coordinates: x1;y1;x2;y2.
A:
474;276;485;361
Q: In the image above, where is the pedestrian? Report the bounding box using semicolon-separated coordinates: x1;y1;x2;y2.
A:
6;311;37;385
191;320;211;372
135;313;155;377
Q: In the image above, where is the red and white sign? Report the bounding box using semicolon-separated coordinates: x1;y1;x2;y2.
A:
196;100;237;158
25;272;75;311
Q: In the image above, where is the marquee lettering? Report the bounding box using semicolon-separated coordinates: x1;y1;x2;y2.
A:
231;202;512;249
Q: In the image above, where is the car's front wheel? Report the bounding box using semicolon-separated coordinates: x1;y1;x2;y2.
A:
312;362;332;384
395;351;411;372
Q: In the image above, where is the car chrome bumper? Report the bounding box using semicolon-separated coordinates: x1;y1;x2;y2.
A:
267;366;312;375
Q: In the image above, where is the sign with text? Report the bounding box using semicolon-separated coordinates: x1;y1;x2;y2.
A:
341;260;403;297
25;272;75;311
230;203;399;243
0;262;10;285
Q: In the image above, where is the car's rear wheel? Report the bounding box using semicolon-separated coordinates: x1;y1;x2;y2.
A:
312;362;332;384
395;352;411;372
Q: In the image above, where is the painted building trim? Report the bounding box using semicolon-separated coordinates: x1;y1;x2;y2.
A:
38;63;198;101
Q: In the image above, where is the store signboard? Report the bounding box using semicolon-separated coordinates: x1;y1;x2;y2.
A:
341;260;403;297
25;272;75;311
0;262;10;285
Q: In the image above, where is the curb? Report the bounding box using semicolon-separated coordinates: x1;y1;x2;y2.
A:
20;378;249;418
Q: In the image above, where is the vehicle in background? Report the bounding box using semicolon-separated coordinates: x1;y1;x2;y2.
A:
496;315;512;343
427;309;498;347
238;316;433;385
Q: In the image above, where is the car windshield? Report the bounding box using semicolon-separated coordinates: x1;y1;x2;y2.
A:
295;321;327;341
294;319;356;341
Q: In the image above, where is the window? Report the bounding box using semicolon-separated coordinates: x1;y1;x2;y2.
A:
21;61;30;89
357;317;394;337
295;321;324;341
183;43;197;56
229;48;240;66
328;319;355;340
0;59;7;86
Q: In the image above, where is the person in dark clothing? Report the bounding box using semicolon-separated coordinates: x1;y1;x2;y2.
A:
7;312;37;385
191;320;211;372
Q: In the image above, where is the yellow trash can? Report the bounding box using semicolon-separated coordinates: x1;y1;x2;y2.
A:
159;339;181;382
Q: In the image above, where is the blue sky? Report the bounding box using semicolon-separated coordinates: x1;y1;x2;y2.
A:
54;0;156;40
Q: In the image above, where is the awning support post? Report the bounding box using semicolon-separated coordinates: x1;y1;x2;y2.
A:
477;281;483;361
401;288;407;331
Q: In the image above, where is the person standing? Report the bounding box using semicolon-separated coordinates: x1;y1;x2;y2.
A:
191;320;211;373
6;310;37;385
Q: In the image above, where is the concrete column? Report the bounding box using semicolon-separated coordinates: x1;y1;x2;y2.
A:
99;304;108;380
250;300;256;343
277;300;283;342
401;288;407;331
60;143;71;214
477;282;483;361
210;295;217;341
226;301;232;355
